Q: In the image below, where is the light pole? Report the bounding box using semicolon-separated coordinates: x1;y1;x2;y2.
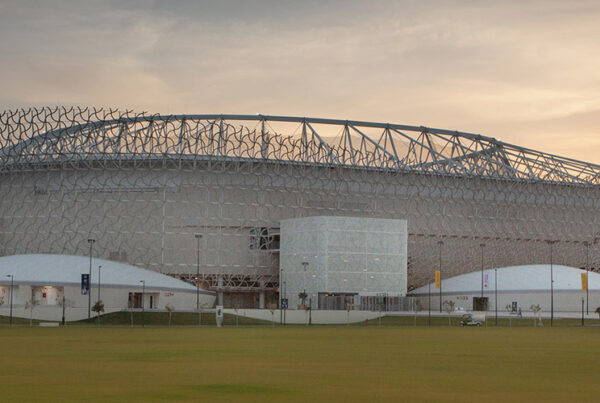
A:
6;274;13;326
302;261;309;307
584;241;590;315
283;280;287;326
494;268;498;326
195;233;203;326
87;238;95;319
97;265;102;303
480;243;486;299
140;280;145;328
438;240;443;312
547;240;557;327
428;280;431;326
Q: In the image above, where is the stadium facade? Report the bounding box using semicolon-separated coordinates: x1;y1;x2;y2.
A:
1;107;600;309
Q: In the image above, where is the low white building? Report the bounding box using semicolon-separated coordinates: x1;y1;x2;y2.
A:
410;264;600;314
0;254;215;322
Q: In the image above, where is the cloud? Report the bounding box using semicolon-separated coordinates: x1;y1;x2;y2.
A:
0;0;599;161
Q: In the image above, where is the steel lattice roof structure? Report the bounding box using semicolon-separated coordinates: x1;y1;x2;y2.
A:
2;107;599;186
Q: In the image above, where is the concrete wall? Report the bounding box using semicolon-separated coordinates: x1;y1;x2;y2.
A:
226;308;383;324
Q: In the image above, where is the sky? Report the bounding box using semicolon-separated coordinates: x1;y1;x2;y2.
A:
1;0;599;162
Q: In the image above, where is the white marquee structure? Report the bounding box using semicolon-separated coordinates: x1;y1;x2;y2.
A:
410;265;600;313
0;254;215;321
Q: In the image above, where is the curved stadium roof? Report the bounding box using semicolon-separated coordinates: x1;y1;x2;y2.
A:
0;254;214;294
2;107;600;185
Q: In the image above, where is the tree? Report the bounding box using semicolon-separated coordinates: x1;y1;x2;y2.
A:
530;304;542;327
165;304;175;327
269;308;275;326
267;302;277;326
413;299;422;327
232;300;239;327
57;296;74;325
596;307;600;319
25;297;39;327
298;291;308;309
92;300;105;324
346;300;352;326
442;300;455;326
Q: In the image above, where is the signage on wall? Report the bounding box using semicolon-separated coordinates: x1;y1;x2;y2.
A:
81;274;90;295
281;298;288;309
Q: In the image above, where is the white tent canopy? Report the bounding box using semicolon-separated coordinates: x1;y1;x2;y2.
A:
0;254;213;295
410;264;599;295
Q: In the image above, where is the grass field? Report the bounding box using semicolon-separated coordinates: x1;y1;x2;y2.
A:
0;326;598;402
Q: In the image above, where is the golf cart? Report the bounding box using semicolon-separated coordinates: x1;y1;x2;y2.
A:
460;313;482;327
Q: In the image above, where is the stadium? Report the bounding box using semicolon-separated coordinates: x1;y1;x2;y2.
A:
1;107;599;311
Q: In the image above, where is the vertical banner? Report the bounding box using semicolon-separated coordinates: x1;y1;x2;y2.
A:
81;273;90;295
435;270;441;289
581;273;587;290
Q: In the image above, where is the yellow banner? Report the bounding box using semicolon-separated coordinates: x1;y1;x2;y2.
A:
581;273;587;291
435;270;441;289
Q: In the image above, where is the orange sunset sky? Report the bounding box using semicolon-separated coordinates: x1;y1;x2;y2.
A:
1;0;599;162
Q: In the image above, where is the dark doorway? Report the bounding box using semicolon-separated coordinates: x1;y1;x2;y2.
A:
128;292;143;308
473;297;488;311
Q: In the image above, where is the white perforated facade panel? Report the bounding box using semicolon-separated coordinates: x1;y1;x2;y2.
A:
280;216;407;309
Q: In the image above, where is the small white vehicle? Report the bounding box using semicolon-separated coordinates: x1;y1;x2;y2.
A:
460;313;482;327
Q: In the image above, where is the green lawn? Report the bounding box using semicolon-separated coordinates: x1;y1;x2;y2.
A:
0;327;597;402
